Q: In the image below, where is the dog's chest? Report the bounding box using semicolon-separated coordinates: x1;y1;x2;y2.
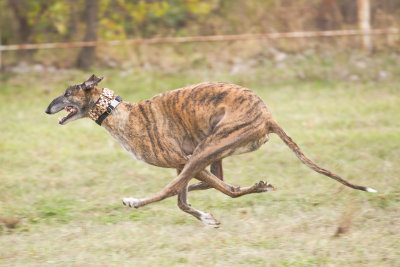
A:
103;109;146;161
113;132;144;161
103;111;186;168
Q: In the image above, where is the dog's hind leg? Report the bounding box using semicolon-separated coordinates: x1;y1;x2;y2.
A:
195;169;275;198
188;160;223;192
177;181;220;227
210;160;223;180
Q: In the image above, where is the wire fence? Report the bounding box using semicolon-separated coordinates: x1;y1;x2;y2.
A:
1;28;399;51
1;28;399;71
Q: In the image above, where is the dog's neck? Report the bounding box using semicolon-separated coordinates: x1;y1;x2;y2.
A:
88;88;122;125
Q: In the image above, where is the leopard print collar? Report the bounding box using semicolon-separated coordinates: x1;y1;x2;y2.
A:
88;88;122;125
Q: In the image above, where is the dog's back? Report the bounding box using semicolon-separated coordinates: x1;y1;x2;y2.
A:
148;82;272;142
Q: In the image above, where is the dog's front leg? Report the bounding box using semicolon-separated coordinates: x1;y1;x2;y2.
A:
122;172;191;208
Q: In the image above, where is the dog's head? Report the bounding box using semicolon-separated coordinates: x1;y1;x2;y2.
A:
45;74;104;125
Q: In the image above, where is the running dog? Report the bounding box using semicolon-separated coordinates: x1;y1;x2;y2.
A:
45;74;376;227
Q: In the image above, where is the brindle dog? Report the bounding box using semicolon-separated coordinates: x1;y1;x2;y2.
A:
45;74;376;227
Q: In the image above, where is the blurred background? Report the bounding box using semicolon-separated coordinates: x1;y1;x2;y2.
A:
1;0;400;71
1;1;399;266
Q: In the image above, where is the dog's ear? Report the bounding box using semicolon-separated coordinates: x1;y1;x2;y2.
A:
81;74;104;90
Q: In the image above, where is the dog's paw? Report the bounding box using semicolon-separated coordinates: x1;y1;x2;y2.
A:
254;181;276;193
122;197;141;208
199;212;220;228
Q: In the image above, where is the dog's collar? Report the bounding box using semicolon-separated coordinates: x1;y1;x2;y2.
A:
88;88;122;126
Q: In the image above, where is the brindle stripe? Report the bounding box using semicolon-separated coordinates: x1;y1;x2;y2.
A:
198;88;216;107
172;90;180;109
191;88;210;140
161;97;170;116
190;84;206;100
147;101;170;165
189;107;200;140
196;143;240;169
162;94;177;121
243;99;264;114
166;140;187;164
216;113;263;140
180;89;190;112
209;91;228;106
198;93;210;105
233;96;247;105
138;103;159;161
161;93;189;142
165;93;181;129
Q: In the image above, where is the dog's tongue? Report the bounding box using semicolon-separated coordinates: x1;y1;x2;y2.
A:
59;106;77;124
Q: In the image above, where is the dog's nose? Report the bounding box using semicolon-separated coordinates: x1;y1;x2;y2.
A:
45;107;52;114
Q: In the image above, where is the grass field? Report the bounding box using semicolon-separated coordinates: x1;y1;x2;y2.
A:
1;53;399;266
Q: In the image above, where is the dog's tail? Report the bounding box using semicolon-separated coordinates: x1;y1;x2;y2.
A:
269;120;377;193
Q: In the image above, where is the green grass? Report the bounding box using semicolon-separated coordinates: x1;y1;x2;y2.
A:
1;53;400;266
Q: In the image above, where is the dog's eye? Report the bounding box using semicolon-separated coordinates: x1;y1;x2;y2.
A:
64;91;71;97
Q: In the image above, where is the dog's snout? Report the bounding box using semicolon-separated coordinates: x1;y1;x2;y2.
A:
45;95;64;115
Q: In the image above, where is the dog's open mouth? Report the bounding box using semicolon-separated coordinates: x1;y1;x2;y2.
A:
59;106;77;124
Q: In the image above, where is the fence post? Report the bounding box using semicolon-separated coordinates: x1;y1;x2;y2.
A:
358;0;372;52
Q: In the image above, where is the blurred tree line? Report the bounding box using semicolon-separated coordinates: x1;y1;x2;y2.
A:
1;0;399;69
